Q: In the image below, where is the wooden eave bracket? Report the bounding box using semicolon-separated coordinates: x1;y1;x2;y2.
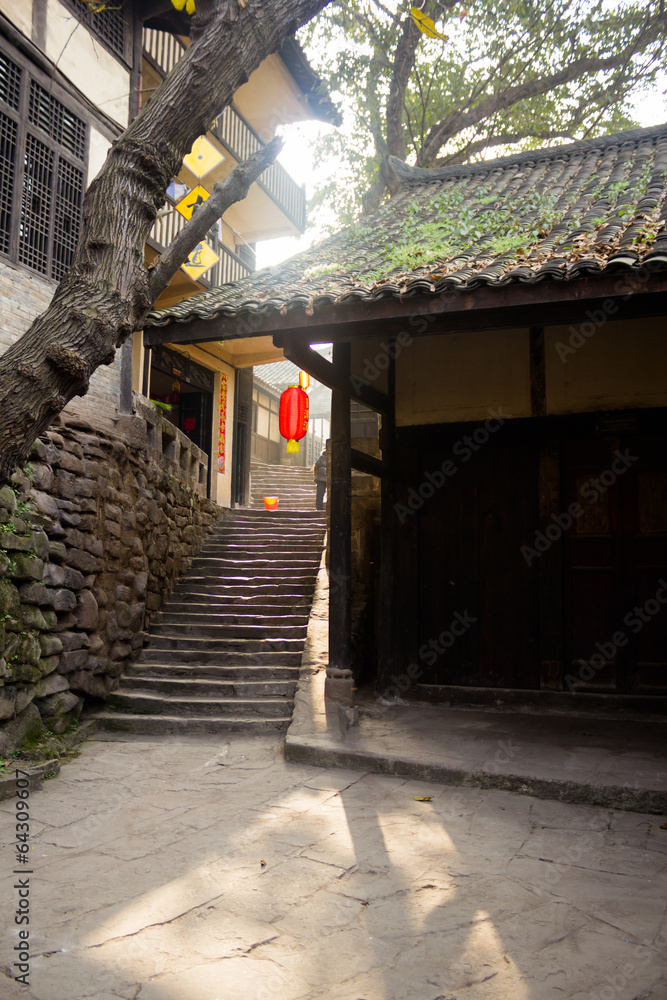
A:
275;337;392;416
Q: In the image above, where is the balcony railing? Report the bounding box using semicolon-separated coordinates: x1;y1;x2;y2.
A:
149;206;252;290
213;104;306;232
142;27;186;78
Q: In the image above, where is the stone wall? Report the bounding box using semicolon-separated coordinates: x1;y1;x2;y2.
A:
0;399;219;737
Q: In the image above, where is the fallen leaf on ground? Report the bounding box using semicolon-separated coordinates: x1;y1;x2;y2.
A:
414;795;432;801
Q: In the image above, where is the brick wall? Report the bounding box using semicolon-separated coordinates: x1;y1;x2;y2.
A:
0;260;121;427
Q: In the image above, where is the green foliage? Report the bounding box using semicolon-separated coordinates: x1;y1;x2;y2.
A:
300;0;665;227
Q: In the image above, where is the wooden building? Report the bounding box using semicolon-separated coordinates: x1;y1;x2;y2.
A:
144;123;667;714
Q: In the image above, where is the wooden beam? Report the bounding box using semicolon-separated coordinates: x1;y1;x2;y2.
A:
328;342;352;674
530;326;546;417
142;272;667;348
378;341;397;691
351;448;386;478
277;339;391;416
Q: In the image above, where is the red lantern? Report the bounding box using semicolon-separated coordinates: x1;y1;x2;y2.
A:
279;385;309;454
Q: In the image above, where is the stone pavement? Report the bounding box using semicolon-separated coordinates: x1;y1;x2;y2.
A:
1;731;667;1000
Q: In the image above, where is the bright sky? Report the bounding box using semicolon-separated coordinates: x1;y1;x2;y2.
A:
255;79;667;271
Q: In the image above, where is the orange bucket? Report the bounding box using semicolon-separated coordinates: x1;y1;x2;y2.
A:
263;496;278;510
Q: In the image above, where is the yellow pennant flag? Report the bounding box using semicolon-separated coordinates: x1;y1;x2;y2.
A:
409;7;448;40
171;0;195;14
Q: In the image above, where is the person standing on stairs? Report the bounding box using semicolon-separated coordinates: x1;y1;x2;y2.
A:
314;449;327;511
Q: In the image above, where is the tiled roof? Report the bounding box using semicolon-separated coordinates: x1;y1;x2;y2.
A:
145;123;667;332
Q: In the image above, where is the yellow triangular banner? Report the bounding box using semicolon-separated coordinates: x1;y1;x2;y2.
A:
409;7;448;40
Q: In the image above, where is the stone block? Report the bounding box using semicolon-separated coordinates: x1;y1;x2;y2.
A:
52;589;77;612
0;686;16;719
48;541;67;562
55;469;77;499
31;463;54;491
44;563;66;587
105;519;122;538
105;503;122;523
74;478;100;499
57;649;89;674
39;635;63;657
133;572;148;598
33;671;69;698
58;452;84;475
19;606;52;632
59;632;86;651
66;547;98;574
0;484;17;513
75;590;99;631
61;510;82;527
7;554;44;581
62;567;85;590
30;491;59;520
0;580;20;617
109;641;132;661
0;702;44;750
64;528;88;550
78;498;97;513
35;690;80;718
68;670;107;698
89;655;111;674
18;582;51;606
84;537;104;558
115;415;147;449
53;612;78;633
128;604;144;631
36;655;60;677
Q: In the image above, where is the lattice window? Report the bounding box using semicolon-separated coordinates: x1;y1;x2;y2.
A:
52;159;84;281
29;81;86;161
0;50;21;111
61;0;129;62
0;41;88;280
0;112;17;255
18;134;53;275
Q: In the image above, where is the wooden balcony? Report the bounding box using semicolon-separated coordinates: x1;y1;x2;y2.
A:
142;28;306;233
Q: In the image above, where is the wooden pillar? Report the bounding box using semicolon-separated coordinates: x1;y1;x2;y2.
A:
326;342;353;705
378;342;397;692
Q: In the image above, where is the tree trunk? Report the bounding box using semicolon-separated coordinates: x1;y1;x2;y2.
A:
0;0;330;486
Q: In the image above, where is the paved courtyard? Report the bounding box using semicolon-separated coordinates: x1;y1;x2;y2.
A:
1;733;666;1000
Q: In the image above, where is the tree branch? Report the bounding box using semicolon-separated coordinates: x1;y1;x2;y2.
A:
419;8;667;165
148;136;283;302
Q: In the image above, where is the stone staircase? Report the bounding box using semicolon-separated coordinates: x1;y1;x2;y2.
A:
95;508;326;734
250;461;319;510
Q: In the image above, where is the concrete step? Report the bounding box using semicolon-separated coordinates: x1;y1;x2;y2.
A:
107;691;293;718
94;713;291;735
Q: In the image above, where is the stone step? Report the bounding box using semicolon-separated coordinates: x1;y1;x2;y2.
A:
107;691;293;718
171;584;314;599
153;611;310;627
227;510;325;520
125;663;300;680
164;594;316;620
120;676;296;697
145;635;304;653
139;648;302;666
192;556;322;568
94;713;291;735
148;622;308;639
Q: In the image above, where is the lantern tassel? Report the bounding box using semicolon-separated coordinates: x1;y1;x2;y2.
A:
286;439;299;454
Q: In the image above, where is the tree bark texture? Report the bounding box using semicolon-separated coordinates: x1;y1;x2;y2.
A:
0;0;330;486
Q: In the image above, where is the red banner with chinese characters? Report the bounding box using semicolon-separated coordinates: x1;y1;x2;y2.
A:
218;373;227;474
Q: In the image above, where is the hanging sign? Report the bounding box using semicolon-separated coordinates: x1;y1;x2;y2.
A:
181;241;219;280
183;135;225;179
175;184;210;220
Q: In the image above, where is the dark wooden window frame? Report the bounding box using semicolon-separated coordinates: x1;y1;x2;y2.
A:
0;36;89;283
59;0;132;67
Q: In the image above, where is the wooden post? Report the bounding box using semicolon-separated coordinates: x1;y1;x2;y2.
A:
326;342;354;712
378;343;397;693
